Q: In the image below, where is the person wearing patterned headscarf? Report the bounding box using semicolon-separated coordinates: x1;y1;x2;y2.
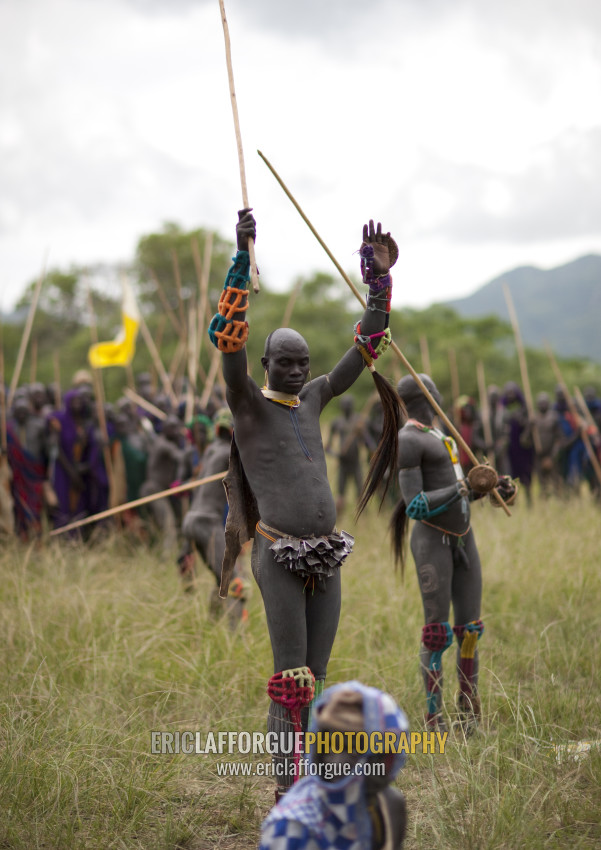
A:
259;681;409;850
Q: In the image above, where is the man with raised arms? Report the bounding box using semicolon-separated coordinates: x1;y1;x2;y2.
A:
208;209;401;797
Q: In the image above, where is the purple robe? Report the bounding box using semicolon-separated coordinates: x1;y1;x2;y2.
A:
47;390;92;529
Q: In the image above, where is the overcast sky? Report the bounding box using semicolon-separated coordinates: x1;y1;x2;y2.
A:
2;0;601;313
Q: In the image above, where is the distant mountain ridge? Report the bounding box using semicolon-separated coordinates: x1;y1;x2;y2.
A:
444;254;601;363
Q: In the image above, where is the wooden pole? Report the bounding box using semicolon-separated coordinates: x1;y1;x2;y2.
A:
545;345;601;490
49;470;227;537
503;283;542;454
8;255;47;408
138;313;178;407
258;149;512;515
218;0;259;293
419;335;432;376
123;387;168;421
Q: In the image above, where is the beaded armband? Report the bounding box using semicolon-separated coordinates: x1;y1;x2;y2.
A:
354;321;392;364
208;250;250;353
406;487;462;520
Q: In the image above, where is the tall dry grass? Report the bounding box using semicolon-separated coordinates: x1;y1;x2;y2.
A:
1;491;600;848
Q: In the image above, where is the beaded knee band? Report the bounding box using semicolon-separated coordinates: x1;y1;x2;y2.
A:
268;667;316;735
422;621;454;653
453;619;484;659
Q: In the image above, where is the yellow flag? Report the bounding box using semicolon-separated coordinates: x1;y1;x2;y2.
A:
88;278;140;369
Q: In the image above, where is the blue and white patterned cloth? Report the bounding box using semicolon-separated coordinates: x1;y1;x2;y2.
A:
259;681;409;850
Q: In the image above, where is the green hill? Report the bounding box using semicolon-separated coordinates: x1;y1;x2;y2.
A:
444;255;601;362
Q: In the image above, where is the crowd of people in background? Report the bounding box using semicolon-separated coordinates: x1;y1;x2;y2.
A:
1;369;600;555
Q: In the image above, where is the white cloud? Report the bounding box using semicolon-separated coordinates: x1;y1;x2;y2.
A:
1;0;601;314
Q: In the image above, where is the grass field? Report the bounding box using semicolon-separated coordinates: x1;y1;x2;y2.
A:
1;491;600;849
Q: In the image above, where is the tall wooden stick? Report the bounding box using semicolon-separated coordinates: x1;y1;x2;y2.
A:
8;255;47;408
219;0;259;294
49;471;227;537
258;149;511;515
545;346;601;489
503;283;542;454
123;387;168;422
138;313;178;406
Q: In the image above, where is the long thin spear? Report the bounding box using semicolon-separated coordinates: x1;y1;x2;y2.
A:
8;254;47;408
49;471;227;537
218;0;259;293
503;283;542;454
258;149;511;515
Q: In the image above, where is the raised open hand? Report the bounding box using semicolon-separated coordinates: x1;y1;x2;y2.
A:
361;220;398;278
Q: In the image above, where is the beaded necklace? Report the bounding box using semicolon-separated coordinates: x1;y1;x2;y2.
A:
261;386;312;461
